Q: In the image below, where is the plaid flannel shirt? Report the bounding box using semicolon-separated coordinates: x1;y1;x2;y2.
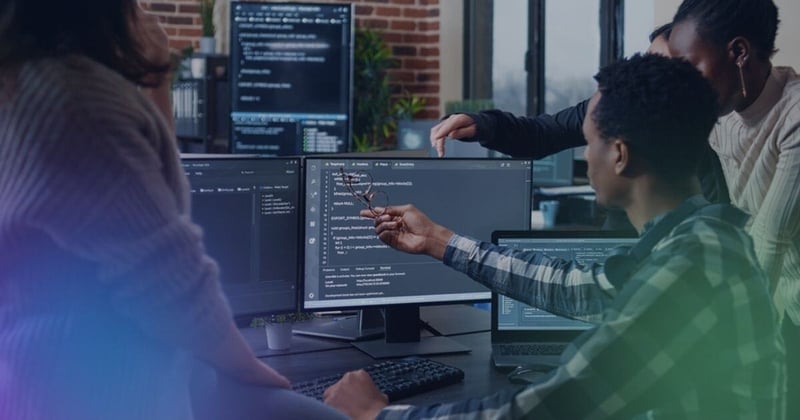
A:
378;196;785;420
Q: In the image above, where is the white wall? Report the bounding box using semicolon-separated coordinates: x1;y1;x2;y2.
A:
653;0;682;27
439;1;464;116
655;0;800;69
770;0;799;69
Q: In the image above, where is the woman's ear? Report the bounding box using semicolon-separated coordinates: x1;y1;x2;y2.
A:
728;37;751;67
729;37;752;98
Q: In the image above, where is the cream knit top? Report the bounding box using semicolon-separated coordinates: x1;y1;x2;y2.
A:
710;66;800;325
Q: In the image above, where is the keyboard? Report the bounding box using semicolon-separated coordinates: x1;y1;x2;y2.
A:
292;357;464;402
494;342;566;356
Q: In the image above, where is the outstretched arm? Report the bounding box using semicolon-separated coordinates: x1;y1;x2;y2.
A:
363;205;455;260
363;206;616;320
430;100;589;158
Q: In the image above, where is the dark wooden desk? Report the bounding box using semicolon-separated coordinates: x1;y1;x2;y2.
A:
261;331;524;406
245;305;529;406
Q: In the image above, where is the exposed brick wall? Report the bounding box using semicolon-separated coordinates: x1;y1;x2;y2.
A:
141;0;441;119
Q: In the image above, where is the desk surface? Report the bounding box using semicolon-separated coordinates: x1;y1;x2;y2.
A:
264;332;525;405
251;305;529;406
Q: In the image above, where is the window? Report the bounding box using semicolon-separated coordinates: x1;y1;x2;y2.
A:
542;0;599;114
624;0;655;57
466;0;654;174
492;0;527;115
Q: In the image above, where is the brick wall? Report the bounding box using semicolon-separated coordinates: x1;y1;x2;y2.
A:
141;0;442;119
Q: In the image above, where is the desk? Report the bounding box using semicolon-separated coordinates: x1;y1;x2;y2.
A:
249;305;527;406
263;332;523;405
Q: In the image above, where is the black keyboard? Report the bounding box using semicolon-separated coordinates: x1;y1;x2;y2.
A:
292;357;464;402
495;342;566;356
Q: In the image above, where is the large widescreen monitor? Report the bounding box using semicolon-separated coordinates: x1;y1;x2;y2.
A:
230;2;353;155
303;157;533;357
182;156;302;320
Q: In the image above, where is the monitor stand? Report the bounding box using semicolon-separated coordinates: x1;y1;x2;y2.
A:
292;309;384;341
352;304;471;359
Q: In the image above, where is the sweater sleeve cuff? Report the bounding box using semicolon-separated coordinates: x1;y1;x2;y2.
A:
464;111;495;144
442;233;481;272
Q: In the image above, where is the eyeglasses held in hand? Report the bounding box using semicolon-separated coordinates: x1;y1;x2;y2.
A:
339;167;388;216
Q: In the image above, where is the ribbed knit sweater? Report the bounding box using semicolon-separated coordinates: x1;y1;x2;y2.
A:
710;66;800;325
0;56;234;419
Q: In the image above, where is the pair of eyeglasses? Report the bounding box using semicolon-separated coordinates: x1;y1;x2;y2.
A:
338;167;388;216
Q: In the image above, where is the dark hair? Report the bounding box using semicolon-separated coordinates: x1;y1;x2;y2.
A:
673;0;779;61
649;23;672;43
0;0;168;86
592;54;718;180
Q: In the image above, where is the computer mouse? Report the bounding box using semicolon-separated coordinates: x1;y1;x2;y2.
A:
506;364;554;384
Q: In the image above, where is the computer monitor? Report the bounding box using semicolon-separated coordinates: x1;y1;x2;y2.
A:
492;230;638;337
182;156;302;321
229;2;353;155
532;150;574;187
303;157;533;357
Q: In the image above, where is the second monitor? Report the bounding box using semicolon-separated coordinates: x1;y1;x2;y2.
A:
229;2;354;155
183;156;302;322
303;158;533;357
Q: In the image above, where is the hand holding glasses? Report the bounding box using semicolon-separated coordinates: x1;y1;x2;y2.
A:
339;167;388;217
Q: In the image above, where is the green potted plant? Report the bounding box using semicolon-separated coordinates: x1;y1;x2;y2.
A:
352;28;426;152
250;312;315;350
199;0;216;54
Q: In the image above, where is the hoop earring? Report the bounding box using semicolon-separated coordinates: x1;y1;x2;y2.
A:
737;59;748;98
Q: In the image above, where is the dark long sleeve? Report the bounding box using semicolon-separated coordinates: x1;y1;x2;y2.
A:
464;99;589;159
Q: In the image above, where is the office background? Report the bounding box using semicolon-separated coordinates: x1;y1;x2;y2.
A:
142;0;800;408
143;0;799;120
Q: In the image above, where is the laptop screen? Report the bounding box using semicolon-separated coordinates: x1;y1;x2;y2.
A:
493;231;638;332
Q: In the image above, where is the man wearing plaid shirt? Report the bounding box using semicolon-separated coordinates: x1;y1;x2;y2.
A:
324;54;786;419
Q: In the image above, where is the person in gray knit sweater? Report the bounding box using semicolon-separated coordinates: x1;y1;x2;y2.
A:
0;1;344;419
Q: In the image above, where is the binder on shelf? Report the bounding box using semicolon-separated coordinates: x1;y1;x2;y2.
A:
172;54;229;153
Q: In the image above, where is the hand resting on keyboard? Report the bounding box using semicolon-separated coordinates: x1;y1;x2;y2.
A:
293;357;464;402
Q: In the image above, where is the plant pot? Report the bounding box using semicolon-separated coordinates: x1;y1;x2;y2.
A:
199;36;216;54
265;323;293;350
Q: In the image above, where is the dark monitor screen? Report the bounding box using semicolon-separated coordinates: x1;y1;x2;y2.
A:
182;156;302;318
303;158;533;310
230;2;353;155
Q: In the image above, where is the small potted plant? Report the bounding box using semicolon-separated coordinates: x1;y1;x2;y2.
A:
199;0;216;54
251;312;315;350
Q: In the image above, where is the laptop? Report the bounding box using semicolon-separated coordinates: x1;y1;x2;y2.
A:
490;230;638;369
